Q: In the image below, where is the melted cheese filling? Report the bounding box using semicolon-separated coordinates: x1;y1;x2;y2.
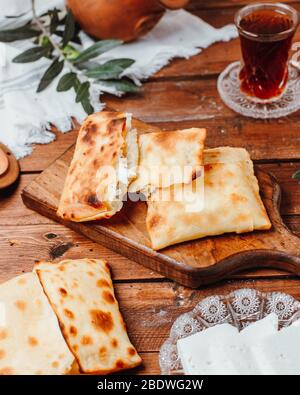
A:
108;114;138;207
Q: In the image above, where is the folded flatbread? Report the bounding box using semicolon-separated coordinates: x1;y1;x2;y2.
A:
57;111;138;222
128;128;206;194
146;147;271;250
35;259;142;374
0;273;74;375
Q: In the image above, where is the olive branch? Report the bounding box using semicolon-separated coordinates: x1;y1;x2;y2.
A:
0;0;138;114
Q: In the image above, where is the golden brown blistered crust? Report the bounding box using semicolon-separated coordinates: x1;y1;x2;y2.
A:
89;310;114;333
35;259;142;375
76;359;142;375
0;272;74;375
146;147;271;250
147;214;164;231
129;127;206;193
57;112;127;222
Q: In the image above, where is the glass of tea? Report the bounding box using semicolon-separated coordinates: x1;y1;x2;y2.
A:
235;3;299;103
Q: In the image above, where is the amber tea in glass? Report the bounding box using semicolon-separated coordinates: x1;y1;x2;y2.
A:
235;3;299;102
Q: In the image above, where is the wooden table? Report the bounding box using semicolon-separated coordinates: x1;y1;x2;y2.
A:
1;0;300;374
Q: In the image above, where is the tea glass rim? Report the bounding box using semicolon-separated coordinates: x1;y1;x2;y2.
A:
235;2;300;42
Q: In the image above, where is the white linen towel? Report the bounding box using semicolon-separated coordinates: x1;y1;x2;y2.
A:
0;0;237;158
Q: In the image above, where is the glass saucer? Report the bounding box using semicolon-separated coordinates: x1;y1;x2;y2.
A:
159;288;300;375
217;61;300;119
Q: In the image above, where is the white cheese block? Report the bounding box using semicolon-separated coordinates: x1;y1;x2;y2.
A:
207;340;257;375
240;313;278;340
251;325;300;375
177;323;238;375
177;314;280;375
211;314;279;375
291;319;300;327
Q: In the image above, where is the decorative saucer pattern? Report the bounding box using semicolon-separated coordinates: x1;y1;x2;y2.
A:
217;61;300;119
159;288;300;375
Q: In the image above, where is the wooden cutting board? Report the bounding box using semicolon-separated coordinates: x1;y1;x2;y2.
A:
22;119;300;288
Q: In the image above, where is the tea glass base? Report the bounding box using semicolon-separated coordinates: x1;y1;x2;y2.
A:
217;61;300;119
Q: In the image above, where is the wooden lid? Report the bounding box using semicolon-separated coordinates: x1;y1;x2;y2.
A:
0;144;20;189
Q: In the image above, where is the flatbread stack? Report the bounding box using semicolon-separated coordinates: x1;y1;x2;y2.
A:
57;111;271;251
57;112;138;222
0;272;74;375
58;113;206;220
0;259;141;375
35;259;141;374
146;147;271;250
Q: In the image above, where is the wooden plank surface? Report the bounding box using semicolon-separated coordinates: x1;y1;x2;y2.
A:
0;224;162;283
1;0;300;374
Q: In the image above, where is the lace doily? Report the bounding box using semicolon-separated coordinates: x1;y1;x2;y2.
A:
217;61;300;119
159;288;300;375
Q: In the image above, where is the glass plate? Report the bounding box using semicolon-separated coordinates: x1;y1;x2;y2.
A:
217;61;300;119
159;288;300;375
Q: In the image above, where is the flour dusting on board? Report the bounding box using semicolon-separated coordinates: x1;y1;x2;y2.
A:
141;308;172;328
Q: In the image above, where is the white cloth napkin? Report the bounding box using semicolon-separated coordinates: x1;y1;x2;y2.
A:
0;0;237;158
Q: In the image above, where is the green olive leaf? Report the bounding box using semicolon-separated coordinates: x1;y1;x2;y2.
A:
0;25;39;42
81;97;94;115
85;58;135;80
12;46;50;63
50;8;60;34
37;57;64;93
75;81;90;103
73;75;81;93
73;40;122;64
57;72;77;92
62;9;75;47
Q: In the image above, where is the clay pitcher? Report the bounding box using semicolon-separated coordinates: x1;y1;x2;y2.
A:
67;0;190;42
